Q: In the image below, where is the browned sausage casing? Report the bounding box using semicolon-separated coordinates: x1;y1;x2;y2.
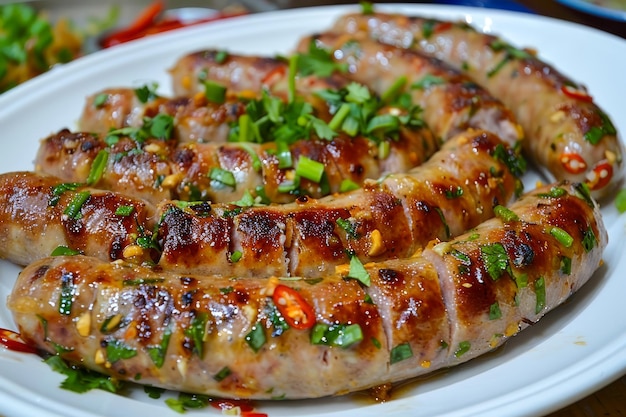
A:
7;181;606;399
0;171;156;266
35;124;438;205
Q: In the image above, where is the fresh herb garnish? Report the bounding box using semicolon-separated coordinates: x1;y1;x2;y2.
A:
481;242;510;281
347;255;371;286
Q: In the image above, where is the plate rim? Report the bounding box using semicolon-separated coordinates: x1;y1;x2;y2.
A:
1;4;626;417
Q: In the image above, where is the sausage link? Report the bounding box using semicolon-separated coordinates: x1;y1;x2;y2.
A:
79;87;247;144
296;33;523;146
7;181;606;399
2;129;519;276
0;171;156;266
330;11;624;197
35;123;438;205
156;129;521;278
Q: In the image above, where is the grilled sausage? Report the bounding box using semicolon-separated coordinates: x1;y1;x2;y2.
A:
329;11;624;197
35;120;438;205
296;33;522;147
7;181;606;399
2;129;520;277
172;45;523;149
79;87;247;144
155;129;522;278
0;171;156;266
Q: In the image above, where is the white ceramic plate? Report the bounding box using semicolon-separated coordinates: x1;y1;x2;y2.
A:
1;4;626;417
556;0;626;21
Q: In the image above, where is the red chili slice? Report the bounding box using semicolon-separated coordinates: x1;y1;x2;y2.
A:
587;161;613;190
272;284;316;330
0;328;38;354
560;152;587;174
100;0;165;48
561;85;593;103
210;398;255;412
434;21;453;33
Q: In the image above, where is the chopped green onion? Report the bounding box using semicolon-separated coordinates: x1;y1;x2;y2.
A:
560;256;572;275
550;226;574;248
445;185;464;199
229;250;242;263
336;218;359;239
245;323;266;353
115;205;134;216
122;278;165;286
347;255;371;287
366;114;399;134
411;74;445;90
534;276;546;314
203;80;226;104
106;339;137;363
209;167;236;188
86;149;109;186
378;141;390;160
51;246;82;256
493;205;519;222
214;50;229;64
64;191;91;220
615;189;626;213
339;179;360;193
310;323;363;348
93;93;109;108
381;76;407;103
295;156;325;183
288;54;298;103
489;302;502;320
276;140;293;169
328;103;351;132
213;366;232;382
49;182;81;207
147;327;171;368
390;343;413;364
454;341;471;358
184;312;208;358
582;227;597;253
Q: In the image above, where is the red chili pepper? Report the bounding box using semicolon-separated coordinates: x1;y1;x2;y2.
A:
560;152;587;174
210;398;255;412
587;161;613;190
100;0;165;48
260;66;287;88
434;21;453;33
242;413;269;417
0;328;38;354
272;284;316;330
561;85;593;102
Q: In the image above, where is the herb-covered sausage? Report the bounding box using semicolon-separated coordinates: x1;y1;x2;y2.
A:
329;11;624;197
7;181;606;399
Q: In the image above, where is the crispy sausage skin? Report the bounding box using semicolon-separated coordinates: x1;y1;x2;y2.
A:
172;44;522;148
296;33;522;147
0;172;156;266
35;124;438;205
3;129;521;277
7;181;606;399
79;88;248;144
329;11;624;197
155;129;521;278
